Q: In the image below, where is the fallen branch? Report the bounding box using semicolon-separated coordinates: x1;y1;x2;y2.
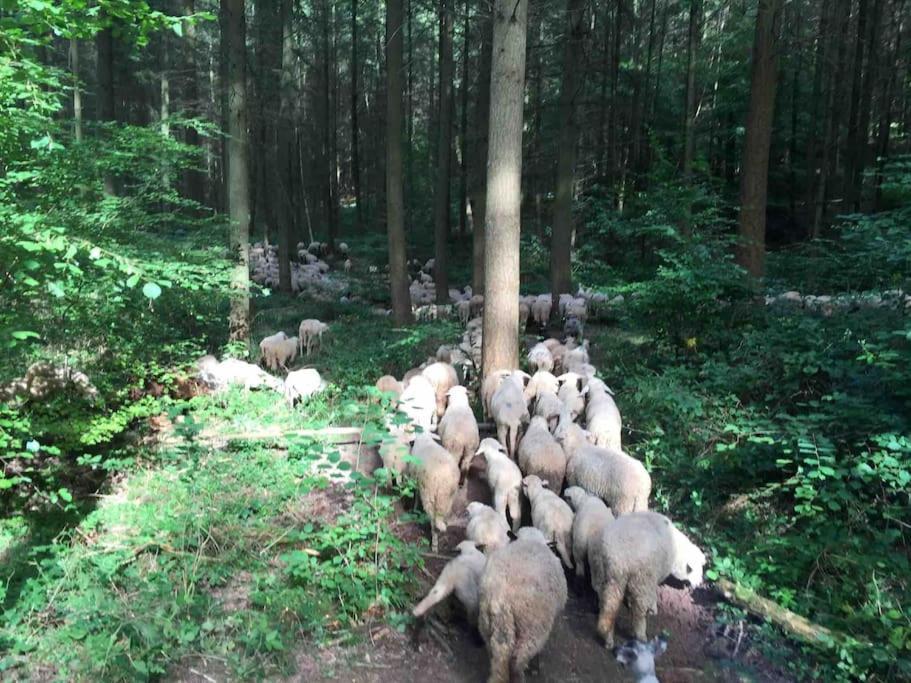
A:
716;579;854;649
207;426;365;444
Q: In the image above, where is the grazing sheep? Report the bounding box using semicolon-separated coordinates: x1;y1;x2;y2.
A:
490;371;530;459
584;378;622;451
197;356;283;392
517;416;567;492
421;361;460;418
590;512;706;647
480;369;511;419
522;475;574;569
298;319;329;356
614;636;668;683
531;294;552;326
556;420;651;515
563;486;614;580
413;540;487;626
475;438;523;532
437;386;481;484
375;374;404;399
557;372;586;421
466;502;511;551
261;335;298;372
534;390;564;432
478;525;567;683
526;342;555;373
408;433;460;552
283;368;323;405
398;374;437;435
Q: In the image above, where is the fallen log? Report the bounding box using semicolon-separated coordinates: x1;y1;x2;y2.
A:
716;578;854;649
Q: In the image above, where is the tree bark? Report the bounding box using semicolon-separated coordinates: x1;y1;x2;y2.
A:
321;0;337;251
550;0;586;301
805;0;830;231
458;0;470;237
70;40;83;142
434;0;454;303
223;0;252;342
470;9;493;294
276;0;295;293
351;0;363;231
736;0;783;279
386;0;414;325
682;0;702;181
481;0;528;379
182;0;205;206
96;23;116;196
844;0;870;212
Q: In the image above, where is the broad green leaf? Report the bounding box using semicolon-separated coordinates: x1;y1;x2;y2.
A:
142;282;162;300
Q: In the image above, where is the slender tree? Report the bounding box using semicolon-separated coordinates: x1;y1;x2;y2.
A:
69;40;82;142
682;0;702;182
276;0;295;293
434;0;454;302
96;22;116;196
736;0;783;278
223;0;252;341
470;9;492;294
351;0;363;231
481;0;528;379
549;0;586;302
181;0;204;206
386;0;414;324
458;0;469;237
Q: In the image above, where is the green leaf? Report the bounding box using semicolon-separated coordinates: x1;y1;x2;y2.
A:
126;274;140;288
47;281;65;298
142;282;162;300
11;330;39;340
58;488;73;503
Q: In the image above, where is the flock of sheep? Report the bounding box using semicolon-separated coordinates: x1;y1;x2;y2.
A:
249;240;352;296
371;300;706;683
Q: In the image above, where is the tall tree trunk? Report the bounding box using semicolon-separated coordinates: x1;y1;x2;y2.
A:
434;0;454;302
276;0;294;293
351;0;363;231
386;0;414;324
181;0;205;206
470;9;493;294
321;0;337;251
805;0;830;231
549;0;586;301
223;0;252;342
682;0;702;181
874;0;902;209
96;24;116;196
736;0;783;278
844;0;870;212
70;40;83;142
458;0;469;237
596;4;610;179
607;2;622;193
481;0;528;379
852;0;883;211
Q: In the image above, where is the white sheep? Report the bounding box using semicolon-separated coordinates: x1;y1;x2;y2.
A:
412;540;487;626
563;486;614;580
283;368;323;405
421;361;460;418
197;356;283;392
563;339;590;374
437;386;480;484
475;438;523;532
589;511;706;647
522;475;574;569
584;378;622;451
531;294;552;327
480;369;511;419
517;416;567;492
534;390;564;433
397;374;437;436
524;370;560;403
465;501;510;551
260;334;298;372
556;419;651;515
543;338;568;373
614;636;668;683
489;371;530;459
408;433;460;552
526;342;555;373
557;372;586;421
478;525;567;683
298;319;329;356
375;374;404;399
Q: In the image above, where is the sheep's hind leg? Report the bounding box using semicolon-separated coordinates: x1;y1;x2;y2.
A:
596;580;625;648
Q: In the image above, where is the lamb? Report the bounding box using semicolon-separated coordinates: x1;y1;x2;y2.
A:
531;294;552;326
489;371;530;459
408;433;460;552
398;374;437;436
517;416;567;492
375;374;404;399
533;390;564;432
475;438;523;531
614;637;668;683
556;420;651;515
563;486;614;580
283;368;323;405
480;369;511;419
465;502;510;551
584;378;622;450
298;319;329;356
589;512;705;647
421;361;460;418
557;372;586;421
478;525;567;683
437;386;480;484
521;475;574;569
413;540;487;626
260;334;298;372
526;342;555;373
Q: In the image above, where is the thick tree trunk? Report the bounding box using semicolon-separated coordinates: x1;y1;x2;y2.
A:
276;0;295;293
736;0;783;279
70;40;83;142
223;0;252;342
386;0;414;325
96;24;116;196
434;0;454;303
351;0;363;231
549;0;586;301
481;0;528;379
470;10;493;294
